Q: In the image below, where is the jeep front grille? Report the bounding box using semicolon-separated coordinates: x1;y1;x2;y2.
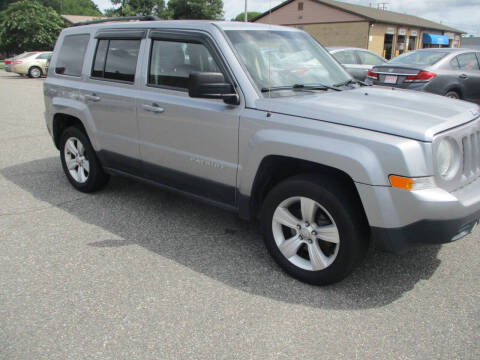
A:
461;130;480;181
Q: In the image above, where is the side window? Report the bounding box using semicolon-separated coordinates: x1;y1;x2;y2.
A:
36;53;51;60
148;40;221;89
91;39;141;82
332;50;356;64
356;51;385;65
457;53;480;71
450;57;460;69
56;34;90;76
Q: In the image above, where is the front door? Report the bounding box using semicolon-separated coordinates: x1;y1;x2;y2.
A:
136;32;240;206
455;52;480;104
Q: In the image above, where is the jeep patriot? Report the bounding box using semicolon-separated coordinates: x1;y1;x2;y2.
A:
44;19;480;284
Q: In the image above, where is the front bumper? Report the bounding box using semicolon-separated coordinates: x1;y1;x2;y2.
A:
356;179;480;253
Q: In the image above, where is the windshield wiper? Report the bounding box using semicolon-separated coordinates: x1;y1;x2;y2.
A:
261;83;342;93
334;78;372;87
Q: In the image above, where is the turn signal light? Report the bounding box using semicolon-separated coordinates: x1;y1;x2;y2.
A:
367;68;378;79
389;175;435;191
404;71;437;83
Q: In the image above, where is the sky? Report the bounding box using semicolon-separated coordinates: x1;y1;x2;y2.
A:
92;0;480;36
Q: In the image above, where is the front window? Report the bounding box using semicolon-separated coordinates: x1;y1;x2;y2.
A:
225;30;350;93
389;51;448;66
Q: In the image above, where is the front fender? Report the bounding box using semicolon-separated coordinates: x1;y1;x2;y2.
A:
238;112;432;196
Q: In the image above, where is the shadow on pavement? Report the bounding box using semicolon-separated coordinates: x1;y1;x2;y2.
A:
2;157;442;309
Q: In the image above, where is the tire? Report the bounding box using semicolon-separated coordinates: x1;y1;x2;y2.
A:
260;174;369;285
60;126;109;193
28;66;42;78
445;90;460;99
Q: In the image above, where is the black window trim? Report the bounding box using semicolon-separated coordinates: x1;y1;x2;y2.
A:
55;33;90;78
146;30;237;93
95;29;147;39
89;37;142;85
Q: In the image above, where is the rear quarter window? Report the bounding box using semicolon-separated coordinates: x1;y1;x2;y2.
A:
55;34;90;76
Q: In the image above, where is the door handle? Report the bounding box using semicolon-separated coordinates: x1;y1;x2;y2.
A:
85;94;101;102
142;103;165;114
459;73;468;79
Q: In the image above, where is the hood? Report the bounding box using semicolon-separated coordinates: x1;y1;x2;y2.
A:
255;86;480;142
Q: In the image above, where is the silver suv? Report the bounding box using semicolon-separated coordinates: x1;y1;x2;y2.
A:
44;20;480;285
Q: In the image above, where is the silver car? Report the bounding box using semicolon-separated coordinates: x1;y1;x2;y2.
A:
44;20;480;285
328;46;387;81
368;48;480;104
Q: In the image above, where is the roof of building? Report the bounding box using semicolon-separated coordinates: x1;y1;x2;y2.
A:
253;0;463;33
61;14;106;25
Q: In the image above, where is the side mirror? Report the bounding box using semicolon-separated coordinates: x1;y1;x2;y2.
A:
189;72;239;105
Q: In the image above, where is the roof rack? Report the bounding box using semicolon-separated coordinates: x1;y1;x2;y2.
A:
73;15;160;27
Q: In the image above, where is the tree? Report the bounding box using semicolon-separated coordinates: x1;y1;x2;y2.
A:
108;0;169;18
1;0;61;12
0;0;64;54
168;0;223;20
232;11;261;22
61;0;101;16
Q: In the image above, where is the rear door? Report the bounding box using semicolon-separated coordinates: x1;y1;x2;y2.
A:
136;30;241;206
454;52;480;103
79;30;145;173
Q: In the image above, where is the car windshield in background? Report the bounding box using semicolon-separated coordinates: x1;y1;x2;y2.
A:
389;51;449;66
225;30;350;93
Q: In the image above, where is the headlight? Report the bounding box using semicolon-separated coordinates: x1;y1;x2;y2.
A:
436;137;459;179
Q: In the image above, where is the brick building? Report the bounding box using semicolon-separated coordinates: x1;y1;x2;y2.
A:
253;0;463;59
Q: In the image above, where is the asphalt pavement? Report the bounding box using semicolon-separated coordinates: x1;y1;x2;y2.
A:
0;70;479;359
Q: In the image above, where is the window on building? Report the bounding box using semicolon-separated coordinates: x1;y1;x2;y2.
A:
456;53;480;71
55;34;90;76
148;40;221;89
298;2;303;10
91;39;141;82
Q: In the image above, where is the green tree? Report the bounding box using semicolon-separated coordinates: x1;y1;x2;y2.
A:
0;0;64;54
168;0;223;20
232;11;261;22
61;0;101;15
1;0;61;12
108;0;169;18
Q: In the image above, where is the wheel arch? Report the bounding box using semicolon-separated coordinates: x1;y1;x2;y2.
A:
444;85;463;99
239;155;368;225
52;113;88;150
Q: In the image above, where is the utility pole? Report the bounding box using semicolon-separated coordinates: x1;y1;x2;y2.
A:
244;0;248;22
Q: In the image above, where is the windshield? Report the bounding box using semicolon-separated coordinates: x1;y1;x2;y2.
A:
389;51;448;66
225;30;351;92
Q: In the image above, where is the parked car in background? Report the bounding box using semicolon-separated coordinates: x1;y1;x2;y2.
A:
368;48;480;104
327;46;386;81
12;51;52;78
4;58;13;72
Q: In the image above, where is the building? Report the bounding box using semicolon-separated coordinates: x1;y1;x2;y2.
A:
252;0;463;59
61;15;105;26
461;36;480;49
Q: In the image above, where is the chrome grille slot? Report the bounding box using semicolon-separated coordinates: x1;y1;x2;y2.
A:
461;130;480;180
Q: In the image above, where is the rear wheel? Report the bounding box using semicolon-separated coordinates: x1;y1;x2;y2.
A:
261;174;369;285
60;126;109;193
445;90;460;99
28;66;42;78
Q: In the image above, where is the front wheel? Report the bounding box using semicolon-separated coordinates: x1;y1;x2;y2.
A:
261;175;369;285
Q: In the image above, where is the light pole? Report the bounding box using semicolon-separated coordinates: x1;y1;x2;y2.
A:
244;0;248;22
